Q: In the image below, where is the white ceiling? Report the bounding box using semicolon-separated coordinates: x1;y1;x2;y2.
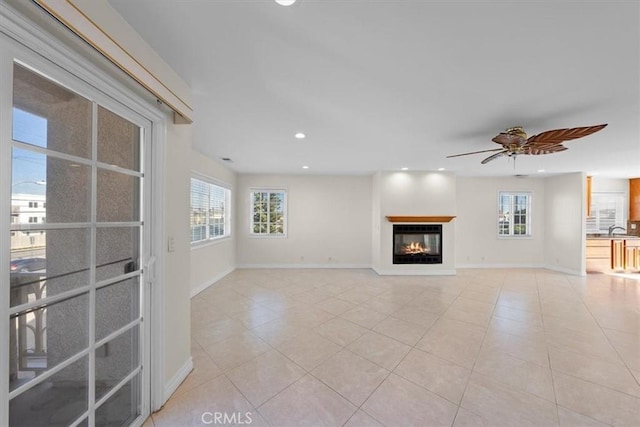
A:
108;0;639;178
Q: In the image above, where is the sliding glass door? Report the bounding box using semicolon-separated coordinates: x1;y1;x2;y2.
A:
2;35;152;427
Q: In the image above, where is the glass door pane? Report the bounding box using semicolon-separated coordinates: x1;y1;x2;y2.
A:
9;356;89;427
94;103;143;427
8;60;146;426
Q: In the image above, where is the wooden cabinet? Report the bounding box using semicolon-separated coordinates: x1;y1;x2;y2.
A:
626;239;640;270
587;238;640;272
630;178;640;220
611;240;625;270
587;239;612;273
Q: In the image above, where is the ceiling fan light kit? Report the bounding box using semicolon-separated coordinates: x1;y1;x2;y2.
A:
447;123;608;164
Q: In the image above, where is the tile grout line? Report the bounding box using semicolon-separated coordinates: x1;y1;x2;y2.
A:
543;272;640;400
534;271;561;427
180;269;638;427
450;272;507;426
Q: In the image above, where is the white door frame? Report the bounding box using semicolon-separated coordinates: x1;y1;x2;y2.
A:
0;3;167;425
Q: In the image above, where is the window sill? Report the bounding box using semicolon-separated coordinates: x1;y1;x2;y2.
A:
249;234;287;239
191;235;232;250
497;235;534;240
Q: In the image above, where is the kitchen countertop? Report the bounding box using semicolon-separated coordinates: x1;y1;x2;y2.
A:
587;234;640;240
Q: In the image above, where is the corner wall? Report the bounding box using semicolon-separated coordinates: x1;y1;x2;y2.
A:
543;172;586;275
371;172;381;268
163;119;193;397
190;150;237;296
236;174;372;268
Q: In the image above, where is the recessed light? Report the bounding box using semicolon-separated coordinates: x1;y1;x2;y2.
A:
295;132;306;139
275;0;296;5
401;167;409;171
537;169;545;173
302;165;309;169
437;167;445;171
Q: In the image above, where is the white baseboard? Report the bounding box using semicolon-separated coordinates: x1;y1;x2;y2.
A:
232;263;584;276
372;267;457;276
164;357;193;404
455;263;544;269
237;263;372;269
543;264;586;276
455;263;586;276
191;266;237;298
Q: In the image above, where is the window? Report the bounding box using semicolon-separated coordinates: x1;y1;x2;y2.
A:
586;192;625;233
498;192;532;237
28;201;38;208
190;177;231;244
250;189;287;236
28;216;37;223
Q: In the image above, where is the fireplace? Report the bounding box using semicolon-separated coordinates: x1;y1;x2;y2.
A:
393;224;442;264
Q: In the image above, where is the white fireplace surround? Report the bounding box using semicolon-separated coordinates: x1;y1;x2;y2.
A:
371;171;458;275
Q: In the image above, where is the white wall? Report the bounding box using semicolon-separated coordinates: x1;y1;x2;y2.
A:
456;177;546;268
236;174;372;267
544;172;586;275
374;171;456;274
371;172;381;268
163;120;193;398
591;176;630;193
190;150;237;296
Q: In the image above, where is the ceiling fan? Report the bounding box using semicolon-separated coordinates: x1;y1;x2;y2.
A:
447;124;608;164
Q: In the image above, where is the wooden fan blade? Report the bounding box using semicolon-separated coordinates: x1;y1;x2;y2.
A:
481;150;509;164
524;124;607;147
525;145;568;155
446;148;504;158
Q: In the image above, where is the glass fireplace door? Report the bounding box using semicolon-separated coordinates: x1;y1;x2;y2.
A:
393;224;443;264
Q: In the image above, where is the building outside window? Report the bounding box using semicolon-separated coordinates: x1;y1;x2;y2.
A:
190;176;231;244
250;189;287;236
498;192;532;237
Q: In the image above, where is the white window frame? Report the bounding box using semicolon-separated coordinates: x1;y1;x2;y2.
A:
190;175;231;246
249;188;288;238
498;191;532;238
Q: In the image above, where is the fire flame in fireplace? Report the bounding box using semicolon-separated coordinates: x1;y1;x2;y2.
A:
402;242;429;254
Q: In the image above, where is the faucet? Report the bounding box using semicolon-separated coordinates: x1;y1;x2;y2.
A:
608;225;626;236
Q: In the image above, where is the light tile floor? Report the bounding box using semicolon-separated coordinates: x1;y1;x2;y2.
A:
146;268;640;426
